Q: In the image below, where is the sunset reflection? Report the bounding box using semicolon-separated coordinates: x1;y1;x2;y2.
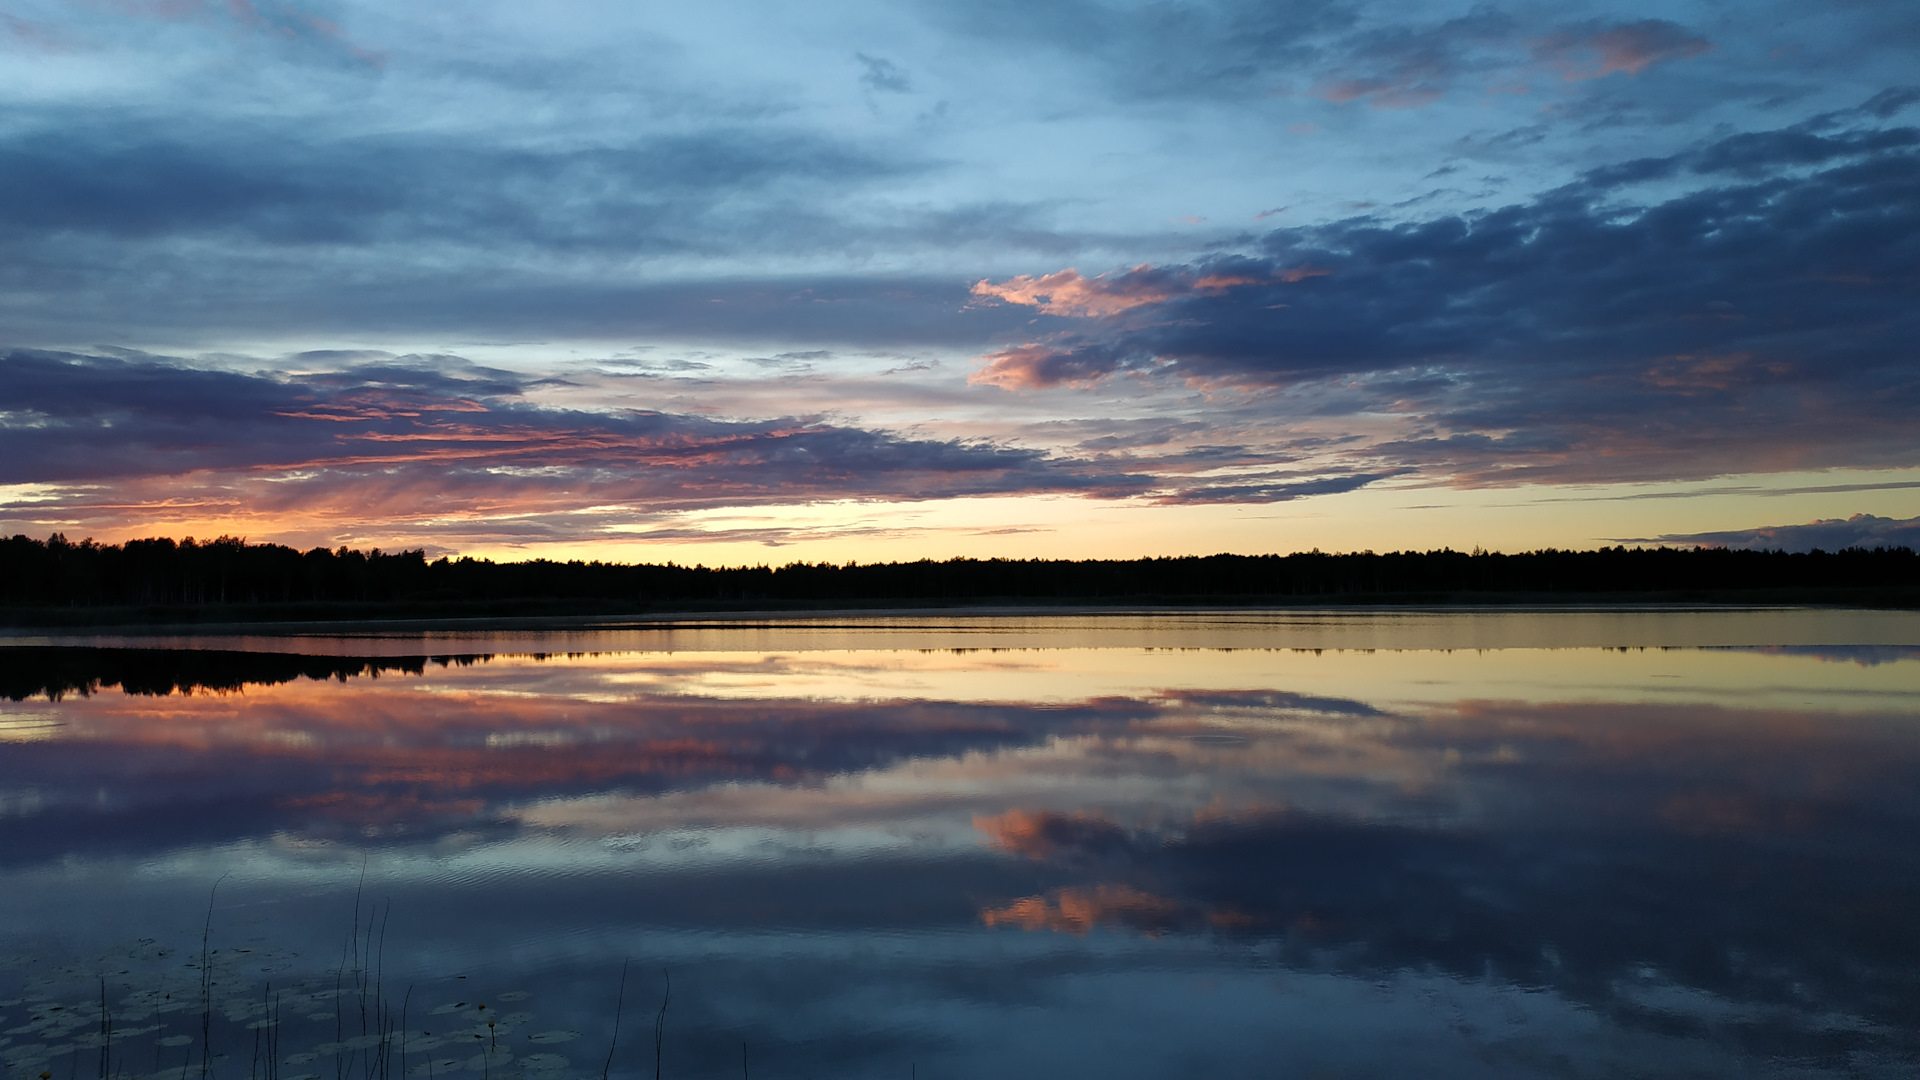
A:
2;623;1918;1077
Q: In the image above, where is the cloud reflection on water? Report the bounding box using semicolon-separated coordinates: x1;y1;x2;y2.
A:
1;637;1918;1074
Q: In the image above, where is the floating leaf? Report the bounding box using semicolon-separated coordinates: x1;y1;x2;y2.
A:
525;1030;579;1044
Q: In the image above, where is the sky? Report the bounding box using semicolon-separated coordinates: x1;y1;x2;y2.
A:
1;0;1916;562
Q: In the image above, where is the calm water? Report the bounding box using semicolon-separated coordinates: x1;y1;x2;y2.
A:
2;609;1918;1079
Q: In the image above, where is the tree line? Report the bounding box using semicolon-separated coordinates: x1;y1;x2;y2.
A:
0;646;485;701
1;532;1915;614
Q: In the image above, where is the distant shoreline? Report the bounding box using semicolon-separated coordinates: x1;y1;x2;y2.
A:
4;586;1917;634
7;537;1918;629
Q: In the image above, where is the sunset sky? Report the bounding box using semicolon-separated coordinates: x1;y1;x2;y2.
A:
2;0;1916;562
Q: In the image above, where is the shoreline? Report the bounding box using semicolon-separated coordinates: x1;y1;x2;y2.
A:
2;590;1917;642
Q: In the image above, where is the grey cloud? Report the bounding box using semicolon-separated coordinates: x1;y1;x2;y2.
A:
1647;513;1920;553
0;268;1040;351
1151;469;1411;505
1313;9;1516;109
1076;421;1210;451
1860;86;1920;119
969;117;1920;485
1612;124;1920;179
0;348;1415;545
0;103;1129;347
0;349;1151;510
856;53;912;93
0;117;904;250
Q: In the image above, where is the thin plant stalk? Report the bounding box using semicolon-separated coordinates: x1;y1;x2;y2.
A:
398;986;412;1080
201;874;227;1080
652;973;670;1080
98;976;110;1080
603;961;629;1080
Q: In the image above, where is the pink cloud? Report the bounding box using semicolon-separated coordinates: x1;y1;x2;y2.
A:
970;263;1270;319
968;342;1122;391
0;351;1156;549
1312;46;1454;110
1315;75;1445;110
1274;266;1331;283
967;263;1323;391
974;808;1130;859
1534;19;1712;81
980;884;1185;936
970;265;1186;317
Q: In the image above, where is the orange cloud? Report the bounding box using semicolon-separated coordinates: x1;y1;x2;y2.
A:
973;808;1130;859
970;265;1267;318
967;343;1123;391
965;263;1324;390
4;352;1151;548
980;884;1184;936
970;266;1180;317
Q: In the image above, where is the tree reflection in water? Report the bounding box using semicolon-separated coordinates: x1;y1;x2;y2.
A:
1;619;1916;1078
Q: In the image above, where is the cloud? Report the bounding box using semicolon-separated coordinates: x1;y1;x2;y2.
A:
970;264;1265;318
1647;513;1920;552
969;340;1135;390
941;4;1708;113
0;116;898;250
0;349;1155;545
14;650;1920;1065
1149;469;1410;505
1156;689;1386;717
1313;21;1492;110
959;692;1920;1036
92;0;385;68
0;663;1139;860
1860;86;1920;120
980;884;1187;936
974;809;1134;860
1532;19;1712;81
966;118;1920;487
855;52;912;93
923;0;1352;101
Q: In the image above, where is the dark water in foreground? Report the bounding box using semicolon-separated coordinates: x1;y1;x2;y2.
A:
2;610;1918;1079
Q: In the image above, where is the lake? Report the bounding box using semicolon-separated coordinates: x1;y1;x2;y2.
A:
2;609;1918;1079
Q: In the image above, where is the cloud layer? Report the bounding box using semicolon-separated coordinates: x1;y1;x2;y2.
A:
968;116;1920;487
3;1;1918;549
0;349;1158;547
1655;513;1920;553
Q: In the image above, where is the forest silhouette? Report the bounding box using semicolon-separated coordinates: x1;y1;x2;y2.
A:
2;533;1915;623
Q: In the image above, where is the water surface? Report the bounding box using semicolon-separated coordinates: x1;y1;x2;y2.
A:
2;609;1917;1079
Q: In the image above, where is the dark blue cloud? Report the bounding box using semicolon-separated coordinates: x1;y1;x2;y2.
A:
972;118;1920;484
1648;513;1920;552
0;117;904;249
0;103;1085;347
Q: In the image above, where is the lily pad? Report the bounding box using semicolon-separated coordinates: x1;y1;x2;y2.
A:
524;1030;579;1045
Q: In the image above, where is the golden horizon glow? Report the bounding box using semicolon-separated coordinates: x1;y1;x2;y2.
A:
11;465;1917;567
